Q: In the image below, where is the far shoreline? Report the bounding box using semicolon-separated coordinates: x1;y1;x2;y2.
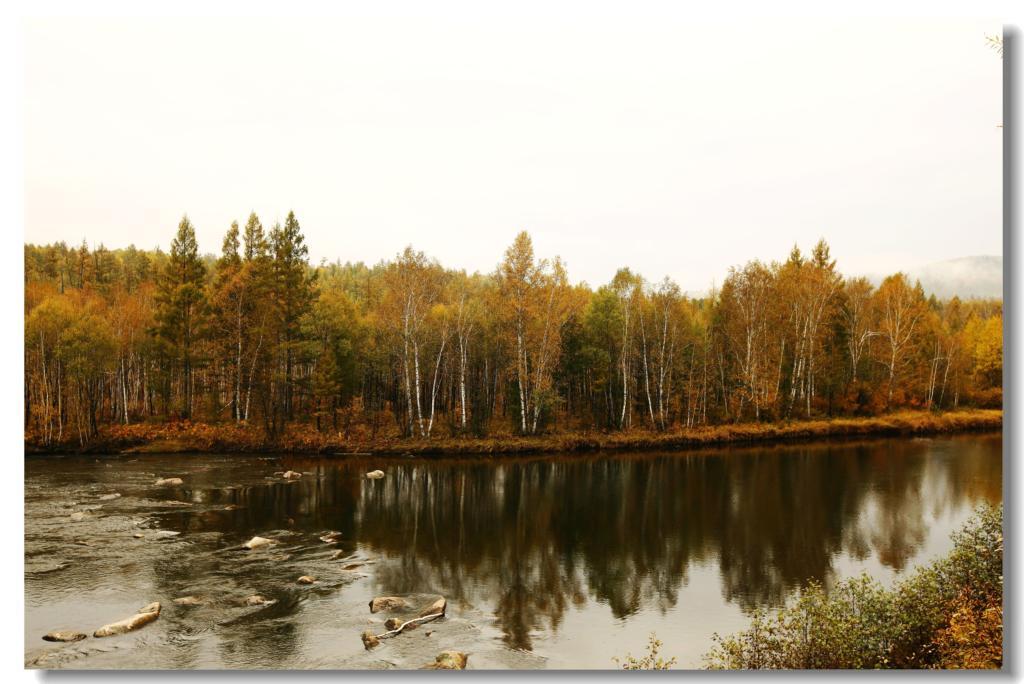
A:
24;409;1002;459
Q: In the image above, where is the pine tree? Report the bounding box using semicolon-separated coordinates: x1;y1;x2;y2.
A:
269;211;316;425
211;221;245;420
153;215;208;419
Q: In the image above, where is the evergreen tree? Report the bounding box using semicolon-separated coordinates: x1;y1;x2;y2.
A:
153;216;208;419
269;211;316;425
211;221;246;420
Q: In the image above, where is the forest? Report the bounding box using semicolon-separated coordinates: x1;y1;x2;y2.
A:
23;213;1003;450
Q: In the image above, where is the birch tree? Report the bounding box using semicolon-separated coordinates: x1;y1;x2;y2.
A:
841;277;876;384
498;232;573;434
872;274;926;409
718;261;774;420
383;247;444;437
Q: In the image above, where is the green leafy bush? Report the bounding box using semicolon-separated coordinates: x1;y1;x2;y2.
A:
704;504;1002;670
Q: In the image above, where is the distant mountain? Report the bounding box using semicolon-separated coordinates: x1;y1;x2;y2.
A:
875;256;1003;300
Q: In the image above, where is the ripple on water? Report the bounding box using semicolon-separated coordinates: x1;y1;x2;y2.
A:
25;439;1003;669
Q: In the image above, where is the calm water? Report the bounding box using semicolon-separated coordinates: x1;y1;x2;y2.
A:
24;433;1002;669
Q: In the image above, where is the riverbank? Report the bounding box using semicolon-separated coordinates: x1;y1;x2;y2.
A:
24;409;1002;457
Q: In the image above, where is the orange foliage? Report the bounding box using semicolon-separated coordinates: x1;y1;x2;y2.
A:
933;590;1003;669
26;409;1002;456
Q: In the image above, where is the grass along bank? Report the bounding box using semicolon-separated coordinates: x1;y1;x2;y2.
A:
25;409;1001;456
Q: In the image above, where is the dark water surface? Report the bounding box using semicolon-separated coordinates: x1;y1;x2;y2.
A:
24;433;1002;669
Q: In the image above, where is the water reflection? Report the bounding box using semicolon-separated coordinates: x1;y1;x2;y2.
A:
25;433;1002;665
161;434;1003;651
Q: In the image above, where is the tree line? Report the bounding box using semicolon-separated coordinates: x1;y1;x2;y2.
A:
24;213;1003;446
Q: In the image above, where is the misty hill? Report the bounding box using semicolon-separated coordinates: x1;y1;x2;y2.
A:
869;256;1003;300
911;256;1002;300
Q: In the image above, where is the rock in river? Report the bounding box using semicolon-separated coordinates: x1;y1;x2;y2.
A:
153;530;181;540
297;575;316;585
42;630;87;643
361;630;380;650
99;493;121;501
154;477;183;486
365;470;385;480
69;511;88;522
424;651;469;670
173;596;204;606
319;531;343;543
243;595;276;607
369;596;408;613
420;597;447;617
93;602;161;638
242;536;274;550
282;470;302;480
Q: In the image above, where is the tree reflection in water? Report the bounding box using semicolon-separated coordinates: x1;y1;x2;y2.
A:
162;434;1002;653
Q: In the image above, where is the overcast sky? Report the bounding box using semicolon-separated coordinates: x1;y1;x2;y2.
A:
24;14;1002;291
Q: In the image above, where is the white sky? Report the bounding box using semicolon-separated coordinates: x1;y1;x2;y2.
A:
23;14;1002;291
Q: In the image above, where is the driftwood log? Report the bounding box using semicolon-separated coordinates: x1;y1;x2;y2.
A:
361;598;447;649
375;609;444;640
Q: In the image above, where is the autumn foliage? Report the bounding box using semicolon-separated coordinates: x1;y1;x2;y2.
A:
24;219;1003;451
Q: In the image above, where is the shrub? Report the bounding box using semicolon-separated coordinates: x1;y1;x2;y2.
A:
614;634;678;670
704;504;1002;670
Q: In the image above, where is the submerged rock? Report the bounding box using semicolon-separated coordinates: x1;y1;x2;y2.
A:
93;602;161;638
365;470;385;480
319;531;343;543
98;493;121;501
42;630;87;643
342;563;363;571
153;530;180;539
297;575;316;585
173;596;204;606
69;512;88;522
361;630;380;650
242;595;276;607
242;536;274;550
369;596;408;613
132;533;144;539
154;477;183;486
282;471;302;480
425;651;468;670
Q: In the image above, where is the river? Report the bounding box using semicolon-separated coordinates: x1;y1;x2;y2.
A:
24;432;1002;669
